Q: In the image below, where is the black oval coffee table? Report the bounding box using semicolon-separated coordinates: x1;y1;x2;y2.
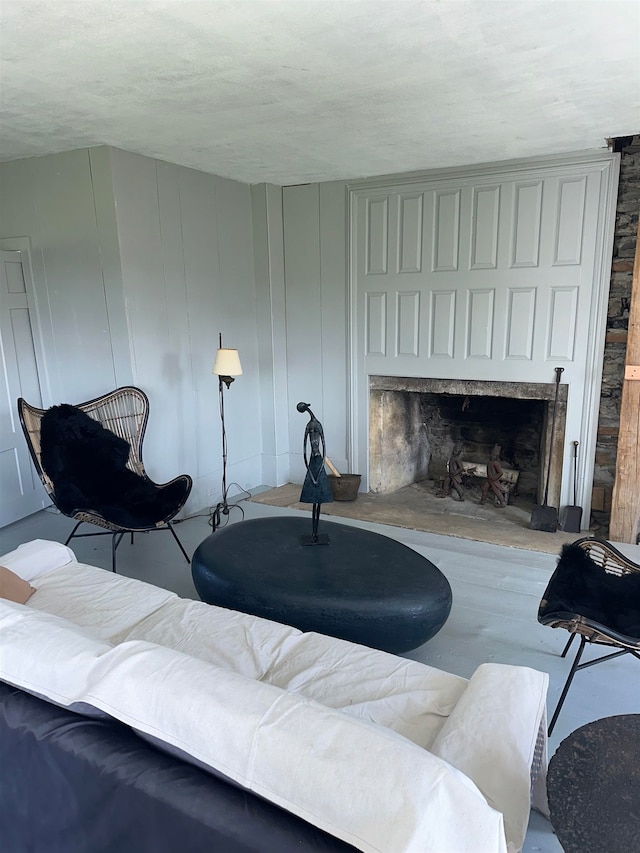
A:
192;516;452;654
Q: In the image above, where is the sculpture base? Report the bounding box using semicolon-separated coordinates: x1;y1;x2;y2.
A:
300;534;330;546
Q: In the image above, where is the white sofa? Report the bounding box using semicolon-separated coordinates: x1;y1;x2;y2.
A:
0;539;548;853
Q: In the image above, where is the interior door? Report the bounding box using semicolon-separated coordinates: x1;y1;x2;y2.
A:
0;250;48;526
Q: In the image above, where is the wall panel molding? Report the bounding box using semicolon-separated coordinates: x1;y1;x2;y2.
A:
466;288;495;359
433;189;460;271
366;197;389;274
366;291;387;355
547;286;578;360
554;176;586;266
397;193;423;273
429;290;456;358
510;181;543;268
396;290;420;356
470;184;500;269
505;287;536;360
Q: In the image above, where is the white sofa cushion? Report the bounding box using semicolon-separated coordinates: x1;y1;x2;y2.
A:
0;599;509;853
431;663;548;853
30;560;468;749
0;596;115;717
120;597;469;749
28;560;177;641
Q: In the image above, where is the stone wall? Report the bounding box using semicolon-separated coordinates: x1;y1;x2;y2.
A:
419;394;544;498
592;135;640;535
369;390;430;493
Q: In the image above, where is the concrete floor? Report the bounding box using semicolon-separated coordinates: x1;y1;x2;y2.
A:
2;499;639;853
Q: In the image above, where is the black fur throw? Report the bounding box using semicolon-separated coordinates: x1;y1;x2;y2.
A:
40;403;188;528
540;543;640;637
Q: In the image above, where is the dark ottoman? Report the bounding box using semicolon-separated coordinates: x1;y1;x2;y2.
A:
192;516;452;654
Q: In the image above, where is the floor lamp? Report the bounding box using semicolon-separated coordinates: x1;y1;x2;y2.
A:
211;332;243;531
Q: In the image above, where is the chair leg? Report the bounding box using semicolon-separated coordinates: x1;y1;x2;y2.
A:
111;531;126;573
560;632;576;658
548;636;587;735
64;520;84;547
166;521;190;563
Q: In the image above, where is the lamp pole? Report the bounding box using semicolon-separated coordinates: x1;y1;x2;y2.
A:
211;332;243;531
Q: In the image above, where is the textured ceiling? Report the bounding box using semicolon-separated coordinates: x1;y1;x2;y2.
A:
1;0;638;185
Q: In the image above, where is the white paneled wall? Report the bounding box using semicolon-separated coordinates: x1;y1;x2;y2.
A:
0;147;264;521
251;184;290;487
108;149;262;513
0;147;620;529
0;149;123;406
349;153;620;515
282;182;350;483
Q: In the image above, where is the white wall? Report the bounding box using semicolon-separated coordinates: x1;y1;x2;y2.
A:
251;183;291;486
0;146;620;525
0;147;266;517
282;182;350;482
0;148;126;407
107;148;262;512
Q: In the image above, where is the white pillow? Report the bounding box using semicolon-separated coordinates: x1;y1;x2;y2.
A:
0;539;75;581
430;662;548;853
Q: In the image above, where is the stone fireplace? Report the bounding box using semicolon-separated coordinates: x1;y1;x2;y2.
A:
369;376;568;507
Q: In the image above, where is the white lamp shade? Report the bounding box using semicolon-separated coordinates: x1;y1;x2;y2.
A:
213;347;243;377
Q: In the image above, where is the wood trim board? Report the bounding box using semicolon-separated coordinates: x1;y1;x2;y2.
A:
610;217;640;543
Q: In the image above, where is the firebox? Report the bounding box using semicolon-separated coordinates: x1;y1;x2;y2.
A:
369;376;568;506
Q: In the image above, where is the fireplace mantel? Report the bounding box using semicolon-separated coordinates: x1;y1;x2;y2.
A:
370;375;569;404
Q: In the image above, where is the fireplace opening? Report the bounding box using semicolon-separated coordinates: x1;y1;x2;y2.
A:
422;394;544;499
369;376;567;508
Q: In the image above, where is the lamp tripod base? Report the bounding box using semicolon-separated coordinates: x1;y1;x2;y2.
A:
210;499;245;532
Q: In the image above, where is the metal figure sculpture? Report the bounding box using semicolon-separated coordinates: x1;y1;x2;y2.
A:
439;441;467;501
297;402;333;544
480;443;508;507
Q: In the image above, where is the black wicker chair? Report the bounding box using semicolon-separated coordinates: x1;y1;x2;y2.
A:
18;387;192;573
538;536;640;734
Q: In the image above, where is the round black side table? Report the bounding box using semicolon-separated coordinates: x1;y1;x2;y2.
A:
547;714;640;853
191;516;452;654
